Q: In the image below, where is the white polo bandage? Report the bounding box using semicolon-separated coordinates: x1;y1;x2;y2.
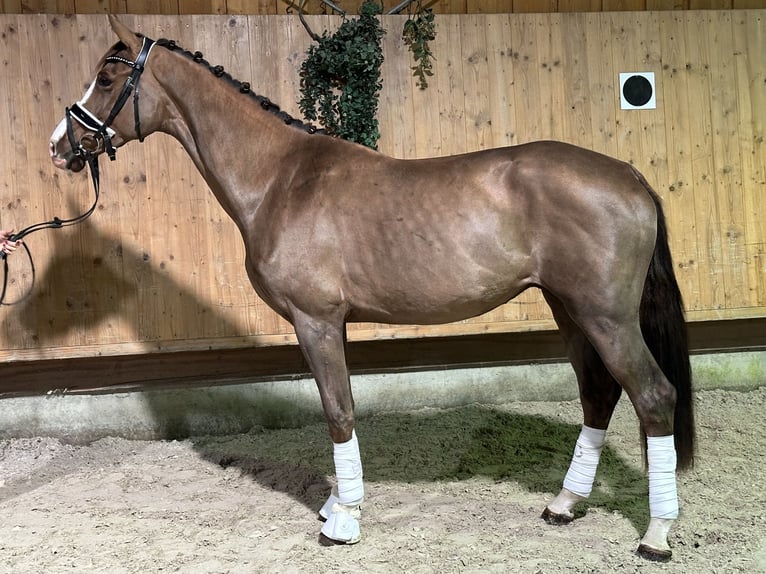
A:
562;425;607;498
647;435;679;519
333;430;364;506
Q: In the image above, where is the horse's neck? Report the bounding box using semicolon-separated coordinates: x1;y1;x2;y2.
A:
154;50;302;230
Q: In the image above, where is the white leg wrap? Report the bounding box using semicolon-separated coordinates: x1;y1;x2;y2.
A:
647;435;679;519
562;425;607;498
332;430;364;506
319;431;364;544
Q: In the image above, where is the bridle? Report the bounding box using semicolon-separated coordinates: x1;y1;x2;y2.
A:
1;35;156;305
67;34;156;161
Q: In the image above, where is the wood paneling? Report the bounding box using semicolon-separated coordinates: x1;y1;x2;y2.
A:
0;11;764;365
3;0;766;13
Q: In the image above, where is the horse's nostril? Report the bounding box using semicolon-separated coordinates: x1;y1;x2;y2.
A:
68;156;85;172
49;141;56;157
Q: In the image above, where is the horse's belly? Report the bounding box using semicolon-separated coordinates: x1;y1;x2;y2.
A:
344;262;532;325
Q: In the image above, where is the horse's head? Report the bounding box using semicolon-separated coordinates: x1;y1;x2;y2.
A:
50;16;162;172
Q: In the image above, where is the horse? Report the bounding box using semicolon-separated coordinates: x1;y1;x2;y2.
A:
49;16;694;561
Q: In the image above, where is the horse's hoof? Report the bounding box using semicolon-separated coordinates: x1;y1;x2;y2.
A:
319;503;361;545
636;543;672;562
319;533;348;546
541;507;574;525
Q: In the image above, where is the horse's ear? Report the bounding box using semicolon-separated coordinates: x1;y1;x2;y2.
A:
108;14;142;53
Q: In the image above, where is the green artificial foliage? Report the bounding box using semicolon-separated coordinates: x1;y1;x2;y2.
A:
298;0;385;149
402;3;436;90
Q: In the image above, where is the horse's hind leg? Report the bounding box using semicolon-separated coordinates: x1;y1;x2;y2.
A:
565;308;679;561
541;293;622;524
290;308;364;545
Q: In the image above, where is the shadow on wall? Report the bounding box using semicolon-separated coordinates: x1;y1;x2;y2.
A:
8;217;235;346
2;212;317;431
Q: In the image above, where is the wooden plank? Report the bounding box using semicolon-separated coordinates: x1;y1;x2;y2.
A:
427;0;468;13
544;13;568;141
0;14;36;337
558;0;602;11
247;13;282;105
73;0;128;12
404;18;443;158
561;12;593;149
658;10;701;309
460;14;493;151
707;11;749;310
431;14;467;156
0;1;22;13
21;0;76;11
125;0;179;13
8;316;766;396
512;0;556;12
485;12;516;147
647;0;690;8
634;12;666;189
16;15;68;346
6;306;766;365
683;11;722;311
45;15;122;347
585;12;618;157
510;13;543;143
5;0;766;12
734;10;766;306
379;13;417;157
227;0;277;13
467;0;512;12
177;0;226;13
602;0;647;10
0;15;22;234
609;11;644;167
529;13;554;140
690;0;732;8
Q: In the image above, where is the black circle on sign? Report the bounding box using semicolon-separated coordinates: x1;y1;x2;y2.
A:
622;75;653;107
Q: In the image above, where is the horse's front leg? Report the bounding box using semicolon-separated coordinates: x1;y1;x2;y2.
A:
292;309;364;545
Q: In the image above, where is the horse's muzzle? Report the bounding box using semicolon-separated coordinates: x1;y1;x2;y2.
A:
49;141;86;173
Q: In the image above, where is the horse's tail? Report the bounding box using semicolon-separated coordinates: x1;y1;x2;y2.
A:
636;169;695;471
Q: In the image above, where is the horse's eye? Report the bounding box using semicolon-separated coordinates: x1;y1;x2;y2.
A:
97;74;112;88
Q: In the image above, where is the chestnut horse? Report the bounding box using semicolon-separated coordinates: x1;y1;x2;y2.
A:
50;16;694;561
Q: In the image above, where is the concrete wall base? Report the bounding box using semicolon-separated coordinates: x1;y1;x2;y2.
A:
1;350;763;443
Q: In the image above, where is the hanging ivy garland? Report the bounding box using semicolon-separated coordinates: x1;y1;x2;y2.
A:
298;0;385;149
402;2;436;90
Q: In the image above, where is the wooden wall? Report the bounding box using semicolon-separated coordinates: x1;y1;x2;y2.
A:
0;11;764;364
2;0;766;14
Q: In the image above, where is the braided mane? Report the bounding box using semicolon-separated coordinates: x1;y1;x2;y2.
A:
154;38;326;136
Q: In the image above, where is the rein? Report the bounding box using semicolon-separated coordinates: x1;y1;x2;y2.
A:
0;35;156;306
